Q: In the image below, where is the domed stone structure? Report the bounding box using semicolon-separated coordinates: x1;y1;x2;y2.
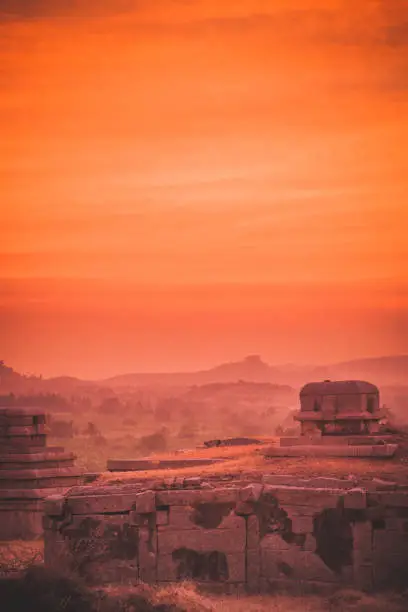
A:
0;406;83;540
266;380;397;457
294;380;386;436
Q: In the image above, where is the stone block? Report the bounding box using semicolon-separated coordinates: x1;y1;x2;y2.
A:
373;554;408;590
373;530;408;555
262;485;342;508
385;517;408;531
170;505;197;528
353;523;373;566
158;526;246;554
138;525;157;583
44;494;66;517
263;474;356;489
308;477;357;489
261;547;339;583
247;515;260;550
365;504;386;521
156;510;169;526
290;515;314;534
135;490;156;514
155;489;201;506
344;488;366;509
157;554;177;581
282;504;317;518
67;493;136;515
371;478;397;491
353;522;372;550
370;492;408;508
235;501;254;515
198;488;239;505
226;552;246;582
158;505;242;532
184;477;202;488
303;534;316;552
246;549;260;590
260;533;292;552
239;484;263;503
44;534;72;568
0;508;44;540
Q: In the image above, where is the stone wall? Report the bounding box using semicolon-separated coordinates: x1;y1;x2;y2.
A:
43;475;408;593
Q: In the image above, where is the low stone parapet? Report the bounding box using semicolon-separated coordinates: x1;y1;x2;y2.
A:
43;477;408;593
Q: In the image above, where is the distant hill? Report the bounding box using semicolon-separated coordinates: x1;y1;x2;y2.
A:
102;354;408;389
102;355;279;388
1;354;407;395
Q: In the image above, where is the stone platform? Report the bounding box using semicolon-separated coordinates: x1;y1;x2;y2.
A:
107;457;227;472
0;406;83;540
43;474;408;593
263;444;398;458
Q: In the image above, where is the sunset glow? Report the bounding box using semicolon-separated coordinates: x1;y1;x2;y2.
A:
1;1;407;377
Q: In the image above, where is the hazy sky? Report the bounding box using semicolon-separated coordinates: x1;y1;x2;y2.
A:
1;1;407;377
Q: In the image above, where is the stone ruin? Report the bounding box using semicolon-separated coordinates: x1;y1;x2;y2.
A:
267;380;398;458
44;475;408;593
0;406;83;540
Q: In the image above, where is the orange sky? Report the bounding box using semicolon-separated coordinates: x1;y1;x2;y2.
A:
1;1;407;378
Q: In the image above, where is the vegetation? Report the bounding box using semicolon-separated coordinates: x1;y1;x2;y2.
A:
0;547;407;612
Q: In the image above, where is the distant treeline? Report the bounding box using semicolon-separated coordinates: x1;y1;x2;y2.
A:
0;393;69;410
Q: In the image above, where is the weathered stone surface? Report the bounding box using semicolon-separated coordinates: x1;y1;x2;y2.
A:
240;484;263;503
385;517;408;531
156;509;169;526
44;494;66;517
344;488;367;509
66;493;136;515
155;489;202;506
369;492;408;508
247;515;260;550
261;546;342;583
373;530;408;554
139;523;157;583
353;522;373;567
158;526;246;554
262;485;342;508
262;475;357;489
354;564;373;591
290;515;314;533
135;490;156;514
107;457;225;471
235;501;254;515
184;477;202;488
303;534;316;552
371;478;397;491
0;424;48;436
246;549;260;590
0;406;82;540
263;444;398;458
43;480;408;593
0;507;45;540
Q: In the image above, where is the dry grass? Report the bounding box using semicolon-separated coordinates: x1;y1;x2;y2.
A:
0;540;44;576
97;582;408;612
0;547;406;611
97;443;408;485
